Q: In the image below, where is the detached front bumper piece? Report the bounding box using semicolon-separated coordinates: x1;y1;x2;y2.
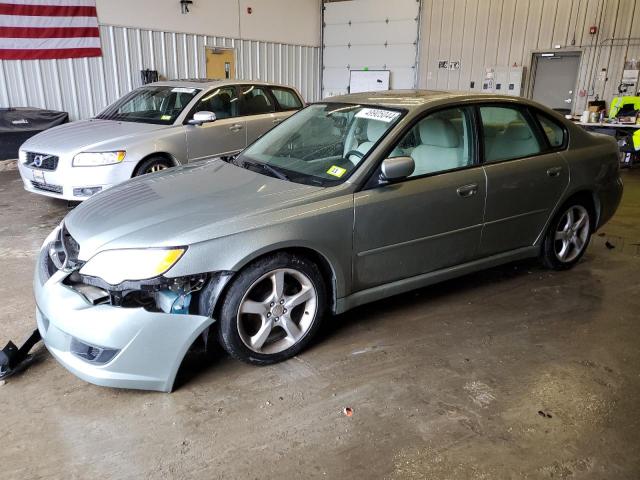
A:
34;265;214;392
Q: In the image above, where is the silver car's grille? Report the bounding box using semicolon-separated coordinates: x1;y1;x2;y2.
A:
25;152;59;171
31;181;63;194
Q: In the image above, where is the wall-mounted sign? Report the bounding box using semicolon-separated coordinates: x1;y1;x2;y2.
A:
438;60;461;70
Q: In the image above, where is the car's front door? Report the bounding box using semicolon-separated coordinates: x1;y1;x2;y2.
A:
477;105;569;256
353;107;486;291
185;86;246;161
239;85;290;143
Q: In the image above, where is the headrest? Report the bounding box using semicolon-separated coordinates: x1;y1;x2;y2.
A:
419;118;459;148
503;122;532;140
366;120;387;142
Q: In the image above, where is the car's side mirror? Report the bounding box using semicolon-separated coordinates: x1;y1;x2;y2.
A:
188;111;216;126
380;156;415;182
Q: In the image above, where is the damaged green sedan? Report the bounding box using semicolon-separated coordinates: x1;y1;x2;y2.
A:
34;91;622;391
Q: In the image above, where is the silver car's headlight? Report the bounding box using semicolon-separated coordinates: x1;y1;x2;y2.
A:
72;151;126;167
19;150;27;163
79;248;185;284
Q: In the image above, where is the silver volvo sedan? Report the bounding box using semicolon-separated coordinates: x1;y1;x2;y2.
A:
34;91;623;392
17;80;304;201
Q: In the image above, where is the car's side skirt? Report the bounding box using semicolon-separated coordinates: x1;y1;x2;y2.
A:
336;246;539;314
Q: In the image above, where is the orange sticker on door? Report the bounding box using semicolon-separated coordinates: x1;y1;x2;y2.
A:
326;165;347;177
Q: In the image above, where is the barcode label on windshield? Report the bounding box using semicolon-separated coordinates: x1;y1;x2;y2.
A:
172;87;196;94
355;108;400;123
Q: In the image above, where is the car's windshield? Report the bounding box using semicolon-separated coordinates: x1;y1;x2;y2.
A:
96;86;201;125
235;103;404;186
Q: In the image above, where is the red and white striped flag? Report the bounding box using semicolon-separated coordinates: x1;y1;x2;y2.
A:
0;0;101;60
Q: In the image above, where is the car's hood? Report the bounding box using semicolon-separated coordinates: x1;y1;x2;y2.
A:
20;119;168;155
65;159;325;259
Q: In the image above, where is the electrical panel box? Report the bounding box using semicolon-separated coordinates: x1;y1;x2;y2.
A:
507;66;524;96
482;65;524;96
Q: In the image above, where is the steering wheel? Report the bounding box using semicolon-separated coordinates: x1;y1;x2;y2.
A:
344;150;364;160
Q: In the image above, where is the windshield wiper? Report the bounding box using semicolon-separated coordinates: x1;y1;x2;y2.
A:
242;160;289;181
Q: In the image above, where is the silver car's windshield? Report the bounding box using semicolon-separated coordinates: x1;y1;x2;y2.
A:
236;103;404;186
96;85;201;125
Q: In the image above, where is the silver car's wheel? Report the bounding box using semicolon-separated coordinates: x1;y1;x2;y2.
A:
217;252;327;365
553;205;590;263
147;163;168;173
237;268;318;354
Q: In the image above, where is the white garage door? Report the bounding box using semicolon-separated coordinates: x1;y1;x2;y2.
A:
322;0;421;98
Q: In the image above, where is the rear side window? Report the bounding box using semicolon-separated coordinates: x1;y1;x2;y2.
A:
271;87;303;110
536;114;565;148
239;85;275;115
480;106;542;163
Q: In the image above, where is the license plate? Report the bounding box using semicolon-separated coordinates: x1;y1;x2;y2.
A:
33;169;45;183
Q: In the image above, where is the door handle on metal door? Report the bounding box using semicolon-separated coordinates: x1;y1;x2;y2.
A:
229;123;243;132
546;166;563;177
456;183;478;197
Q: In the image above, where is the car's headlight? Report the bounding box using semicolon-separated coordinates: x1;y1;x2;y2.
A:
19;150;27;163
72;151;126;167
79;248;185;284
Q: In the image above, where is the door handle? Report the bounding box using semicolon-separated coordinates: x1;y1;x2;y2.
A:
456;183;478;197
229;123;243;132
546;166;563;177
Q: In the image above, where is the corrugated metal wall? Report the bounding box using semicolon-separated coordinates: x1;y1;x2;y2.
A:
0;25;321;120
418;0;640;114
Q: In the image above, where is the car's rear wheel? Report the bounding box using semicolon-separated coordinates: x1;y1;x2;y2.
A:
217;252;326;365
541;201;592;270
133;156;173;176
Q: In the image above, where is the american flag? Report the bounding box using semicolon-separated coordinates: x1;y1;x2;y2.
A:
0;0;101;60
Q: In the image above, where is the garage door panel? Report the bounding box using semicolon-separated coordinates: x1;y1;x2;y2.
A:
324;0;419;24
323;0;420;97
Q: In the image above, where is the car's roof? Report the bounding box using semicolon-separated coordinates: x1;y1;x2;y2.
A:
146;79;297;90
320;90;535;111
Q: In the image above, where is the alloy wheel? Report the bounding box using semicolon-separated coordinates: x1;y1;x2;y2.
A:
237;268;318;354
147;163;168;173
554;205;590;263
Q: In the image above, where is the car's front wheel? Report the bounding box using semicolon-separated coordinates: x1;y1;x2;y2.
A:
133;156;173;176
541;201;592;270
217;253;326;365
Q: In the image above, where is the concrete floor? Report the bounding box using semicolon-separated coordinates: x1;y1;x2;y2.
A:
1;163;639;479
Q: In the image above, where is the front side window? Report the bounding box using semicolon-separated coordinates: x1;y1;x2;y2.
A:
480;106;542;163
193;86;238;119
96;86;200;125
236;103;403;186
271;87;303;110
536;113;565;148
239;86;275;115
390;107;473;177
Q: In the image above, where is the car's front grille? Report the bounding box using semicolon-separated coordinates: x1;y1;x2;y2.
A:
25;152;59;171
31;181;63;194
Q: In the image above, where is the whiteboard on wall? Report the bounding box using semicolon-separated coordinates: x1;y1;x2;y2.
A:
349;70;390;93
322;0;420;98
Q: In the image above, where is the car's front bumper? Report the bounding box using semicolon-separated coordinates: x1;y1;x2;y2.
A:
34;253;214;392
18;156;136;201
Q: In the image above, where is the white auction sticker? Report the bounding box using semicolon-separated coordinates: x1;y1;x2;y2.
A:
355;108;400;123
172;87;197;94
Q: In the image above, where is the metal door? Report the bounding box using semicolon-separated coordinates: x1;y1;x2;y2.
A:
353;168;486;291
531;53;581;115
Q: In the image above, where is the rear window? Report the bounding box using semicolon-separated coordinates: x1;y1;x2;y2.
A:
536;114;566;148
271;87;303;110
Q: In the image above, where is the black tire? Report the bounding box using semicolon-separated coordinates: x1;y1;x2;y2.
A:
217;252;327;365
133;156;173;176
541;199;592;270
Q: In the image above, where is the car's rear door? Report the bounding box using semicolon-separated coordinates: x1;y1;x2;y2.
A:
352;106;486;291
239;85;289;143
477;104;569;256
185;86;246;161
